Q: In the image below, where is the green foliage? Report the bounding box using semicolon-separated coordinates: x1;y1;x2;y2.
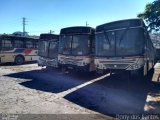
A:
138;0;160;32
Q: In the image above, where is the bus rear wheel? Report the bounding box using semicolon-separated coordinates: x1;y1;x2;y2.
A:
14;55;25;65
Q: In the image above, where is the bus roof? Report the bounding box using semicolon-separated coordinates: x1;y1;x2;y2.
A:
0;34;38;41
60;26;94;35
96;18;144;32
39;34;59;40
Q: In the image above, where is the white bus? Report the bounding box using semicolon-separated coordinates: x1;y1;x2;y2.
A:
58;26;95;72
38;34;59;68
0;35;38;64
95;19;155;77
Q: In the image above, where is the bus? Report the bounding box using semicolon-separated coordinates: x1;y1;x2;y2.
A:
38;34;59;68
95;19;155;77
0;34;38;64
58;26;95;72
150;34;160;61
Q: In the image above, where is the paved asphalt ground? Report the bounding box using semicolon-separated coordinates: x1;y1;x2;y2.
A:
0;62;160;120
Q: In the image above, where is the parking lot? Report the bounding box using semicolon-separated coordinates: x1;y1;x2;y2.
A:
0;63;160;119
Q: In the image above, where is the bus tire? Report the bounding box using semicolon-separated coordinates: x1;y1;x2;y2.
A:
14;55;25;65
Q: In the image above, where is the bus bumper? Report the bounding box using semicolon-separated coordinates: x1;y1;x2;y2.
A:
38;57;58;68
60;64;90;72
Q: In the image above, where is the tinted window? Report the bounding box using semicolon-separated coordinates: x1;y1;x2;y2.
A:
48;41;58;58
32;41;38;49
96;33;115;57
14;40;24;48
96;28;145;57
116;29;144;56
26;41;34;48
2;39;13;51
59;35;72;54
38;41;48;57
59;35;91;55
72;35;90;55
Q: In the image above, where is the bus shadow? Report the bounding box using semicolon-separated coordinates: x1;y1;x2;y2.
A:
4;69;100;93
64;71;160;117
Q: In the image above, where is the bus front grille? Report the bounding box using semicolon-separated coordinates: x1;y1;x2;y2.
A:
100;59;135;69
103;64;130;69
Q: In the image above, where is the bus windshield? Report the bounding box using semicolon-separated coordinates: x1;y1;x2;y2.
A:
96;28;144;57
59;35;90;55
38;40;48;57
48;41;58;58
72;35;90;55
59;35;72;55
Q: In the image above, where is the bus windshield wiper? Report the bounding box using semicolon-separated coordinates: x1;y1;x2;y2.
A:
103;31;111;46
119;28;129;46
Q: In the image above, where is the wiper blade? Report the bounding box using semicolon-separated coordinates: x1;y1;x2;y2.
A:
119;28;129;46
103;31;111;46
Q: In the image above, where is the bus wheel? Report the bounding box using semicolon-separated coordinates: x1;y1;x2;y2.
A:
15;55;25;65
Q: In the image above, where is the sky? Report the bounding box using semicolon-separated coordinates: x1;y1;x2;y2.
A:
0;0;154;35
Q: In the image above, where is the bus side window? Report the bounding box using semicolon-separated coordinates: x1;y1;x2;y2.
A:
34;41;38;49
2;39;13;51
14;40;24;48
26;41;34;48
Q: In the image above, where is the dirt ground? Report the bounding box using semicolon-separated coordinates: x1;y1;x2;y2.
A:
0;63;160;120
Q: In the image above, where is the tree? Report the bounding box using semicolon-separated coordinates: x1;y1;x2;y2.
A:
137;0;160;32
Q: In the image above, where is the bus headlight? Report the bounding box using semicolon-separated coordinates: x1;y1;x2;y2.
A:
127;63;141;70
59;60;64;64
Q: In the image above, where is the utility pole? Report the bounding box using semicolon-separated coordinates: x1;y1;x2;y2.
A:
22;17;27;36
86;21;89;26
49;30;54;34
